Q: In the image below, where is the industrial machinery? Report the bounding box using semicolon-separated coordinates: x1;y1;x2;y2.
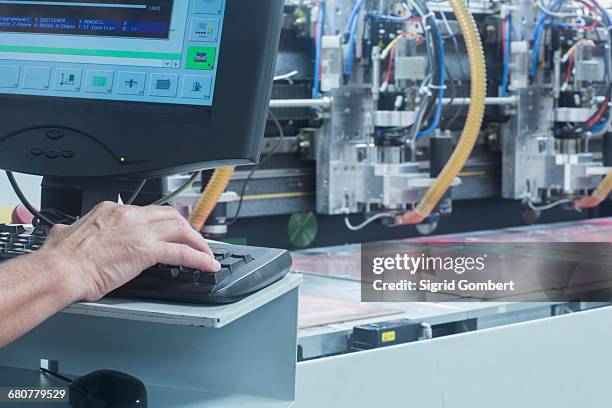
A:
173;0;612;248
2;2;612;406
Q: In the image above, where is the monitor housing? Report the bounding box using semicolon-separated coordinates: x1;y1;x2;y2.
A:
0;0;284;214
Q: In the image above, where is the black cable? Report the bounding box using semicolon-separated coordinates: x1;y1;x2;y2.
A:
380;126;412;139
444;60;455;117
126;179;147;205
446;86;467;130
150;171;201;206
33;209;77;227
5;171;55;226
40;368;72;384
226;111;285;226
441;11;468;129
410;0;444;134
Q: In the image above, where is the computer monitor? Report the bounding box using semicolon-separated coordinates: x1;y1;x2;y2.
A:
0;0;284;185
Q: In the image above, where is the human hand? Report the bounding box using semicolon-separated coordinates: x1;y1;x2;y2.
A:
36;202;220;302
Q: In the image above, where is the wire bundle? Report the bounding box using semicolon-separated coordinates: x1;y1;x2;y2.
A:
530;0;612;136
408;0;446;140
525;0;612;209
342;0;447;140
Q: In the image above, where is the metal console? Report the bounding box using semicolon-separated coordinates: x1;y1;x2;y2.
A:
0;274;302;408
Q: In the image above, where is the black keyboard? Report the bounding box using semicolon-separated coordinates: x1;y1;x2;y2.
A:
0;224;292;304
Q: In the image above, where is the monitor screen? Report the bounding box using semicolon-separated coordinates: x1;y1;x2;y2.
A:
0;0;225;106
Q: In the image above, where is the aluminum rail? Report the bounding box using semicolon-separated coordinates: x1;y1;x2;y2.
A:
269;96;517;109
269;97;333;109
443;96;518;106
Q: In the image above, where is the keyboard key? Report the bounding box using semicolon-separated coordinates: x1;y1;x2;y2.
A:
176;268;201;283
231;251;253;263
213;250;231;260
199;267;232;285
142;266;179;281
33;227;48;237
219;257;245;272
0;225;25;234
2;251;23;258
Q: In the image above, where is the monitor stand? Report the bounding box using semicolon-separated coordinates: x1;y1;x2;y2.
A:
40;177;165;218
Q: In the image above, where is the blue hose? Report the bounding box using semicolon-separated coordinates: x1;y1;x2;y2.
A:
344;0;365;78
591;122;608;133
552;21;586;28
313;1;325;99
530;0;563;78
370;13;411;22
501;15;511;97
344;0;365;37
529;22;546;78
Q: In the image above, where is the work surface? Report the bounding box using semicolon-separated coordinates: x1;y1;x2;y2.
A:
1;219;610;407
293;218;612;358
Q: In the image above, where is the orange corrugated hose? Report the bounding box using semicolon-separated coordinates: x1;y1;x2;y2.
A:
188;166;235;231
574;172;612;209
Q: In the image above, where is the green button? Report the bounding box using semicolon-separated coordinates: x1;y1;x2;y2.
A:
91;76;107;87
186;46;216;70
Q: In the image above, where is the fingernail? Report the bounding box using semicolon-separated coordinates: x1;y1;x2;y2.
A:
213;260;221;271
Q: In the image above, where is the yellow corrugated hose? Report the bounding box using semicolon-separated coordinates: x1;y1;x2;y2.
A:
188;166;235;231
397;0;487;225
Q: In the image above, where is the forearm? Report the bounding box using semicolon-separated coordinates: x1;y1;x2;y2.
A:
0;203;218;348
0;252;82;348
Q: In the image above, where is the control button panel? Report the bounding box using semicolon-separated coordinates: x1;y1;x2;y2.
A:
0;65;20;88
17;128;120;171
117;72;146;96
190;19;220;42
182;75;212;100
54;68;82;92
1;64;219;101
149;73;179;97
194;0;223;15
85;70;114;94
186;46;216;70
23;67;51;90
29;148;76;160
